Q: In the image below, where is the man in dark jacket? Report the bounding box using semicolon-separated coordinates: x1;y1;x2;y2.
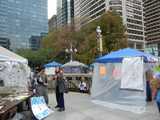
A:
55;68;65;112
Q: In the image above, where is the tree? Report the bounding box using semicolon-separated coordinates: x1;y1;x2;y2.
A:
42;10;127;64
98;11;128;53
79;11;127;54
74;11;127;63
42;25;77;63
16;48;54;68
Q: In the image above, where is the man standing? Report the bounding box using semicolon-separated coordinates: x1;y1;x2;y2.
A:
55;68;65;112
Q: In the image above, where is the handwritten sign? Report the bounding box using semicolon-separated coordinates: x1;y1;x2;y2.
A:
99;65;107;76
121;57;144;90
112;68;121;77
31;97;53;120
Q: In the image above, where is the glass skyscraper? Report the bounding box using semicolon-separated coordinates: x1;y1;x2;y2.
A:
0;0;48;50
57;0;74;27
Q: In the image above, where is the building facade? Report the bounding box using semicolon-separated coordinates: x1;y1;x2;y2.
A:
144;0;160;56
0;37;10;49
74;0;145;50
57;0;67;27
29;36;41;51
0;0;48;50
57;0;74;27
49;15;57;32
29;33;47;51
68;0;74;25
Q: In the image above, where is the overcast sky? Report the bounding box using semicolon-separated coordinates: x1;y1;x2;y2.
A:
48;0;57;19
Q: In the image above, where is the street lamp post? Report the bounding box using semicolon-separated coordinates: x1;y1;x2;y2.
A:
96;26;103;56
65;43;77;61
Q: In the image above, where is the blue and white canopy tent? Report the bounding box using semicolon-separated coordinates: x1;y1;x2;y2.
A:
91;48;158;113
44;61;62;68
44;61;62;75
62;61;88;74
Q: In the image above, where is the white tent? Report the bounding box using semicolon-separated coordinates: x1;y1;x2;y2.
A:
0;46;30;90
62;61;88;73
0;46;28;64
44;61;62;75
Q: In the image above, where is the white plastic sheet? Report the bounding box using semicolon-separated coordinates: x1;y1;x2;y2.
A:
121;57;144;91
0;61;29;90
91;62;146;113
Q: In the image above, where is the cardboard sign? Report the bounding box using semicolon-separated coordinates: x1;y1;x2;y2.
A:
31;97;53;120
99;65;107;76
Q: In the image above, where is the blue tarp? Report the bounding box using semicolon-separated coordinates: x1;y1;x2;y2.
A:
96;48;157;63
44;61;62;68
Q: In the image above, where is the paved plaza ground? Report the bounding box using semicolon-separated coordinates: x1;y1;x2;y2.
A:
45;92;160;120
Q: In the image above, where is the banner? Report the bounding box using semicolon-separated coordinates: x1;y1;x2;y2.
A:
31;96;53;120
121;57;144;91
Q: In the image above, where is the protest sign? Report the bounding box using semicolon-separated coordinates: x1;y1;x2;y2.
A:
31;96;53;120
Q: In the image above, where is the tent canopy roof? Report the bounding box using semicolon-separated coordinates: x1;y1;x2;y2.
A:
62;61;88;68
44;61;62;68
0;46;28;64
96;48;158;63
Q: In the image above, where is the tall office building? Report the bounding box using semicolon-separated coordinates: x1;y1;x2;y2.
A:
0;0;48;50
57;0;74;27
0;37;10;49
67;0;74;25
74;0;145;49
49;15;57;32
29;36;41;51
144;0;160;56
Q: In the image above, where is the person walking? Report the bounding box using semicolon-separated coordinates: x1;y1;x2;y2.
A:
36;68;49;104
54;67;65;112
